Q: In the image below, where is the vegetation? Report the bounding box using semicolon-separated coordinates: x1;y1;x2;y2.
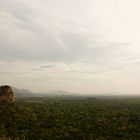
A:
0;96;140;140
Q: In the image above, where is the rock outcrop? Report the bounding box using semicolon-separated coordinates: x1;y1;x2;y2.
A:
0;85;14;103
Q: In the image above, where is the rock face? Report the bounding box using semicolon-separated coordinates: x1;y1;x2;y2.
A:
0;85;14;103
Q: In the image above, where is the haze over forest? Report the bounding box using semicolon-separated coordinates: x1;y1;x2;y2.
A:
1;0;140;95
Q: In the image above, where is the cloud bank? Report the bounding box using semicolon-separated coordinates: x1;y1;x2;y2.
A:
0;0;140;94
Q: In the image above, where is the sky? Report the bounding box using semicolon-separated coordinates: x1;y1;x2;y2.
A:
0;0;140;95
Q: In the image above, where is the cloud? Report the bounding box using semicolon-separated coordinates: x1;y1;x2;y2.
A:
39;64;55;69
0;0;126;63
1;0;140;94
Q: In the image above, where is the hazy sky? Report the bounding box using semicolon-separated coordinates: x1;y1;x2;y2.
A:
0;0;140;94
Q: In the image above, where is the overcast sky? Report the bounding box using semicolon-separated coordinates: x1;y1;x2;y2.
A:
0;0;140;95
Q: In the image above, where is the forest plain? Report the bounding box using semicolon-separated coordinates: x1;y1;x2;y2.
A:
0;95;140;140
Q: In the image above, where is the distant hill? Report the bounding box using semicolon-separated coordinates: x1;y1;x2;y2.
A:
12;87;76;98
12;87;37;97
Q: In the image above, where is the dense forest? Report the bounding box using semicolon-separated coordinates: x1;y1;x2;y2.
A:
0;96;140;140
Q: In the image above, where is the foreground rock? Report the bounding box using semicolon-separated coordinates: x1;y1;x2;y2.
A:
0;85;14;103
